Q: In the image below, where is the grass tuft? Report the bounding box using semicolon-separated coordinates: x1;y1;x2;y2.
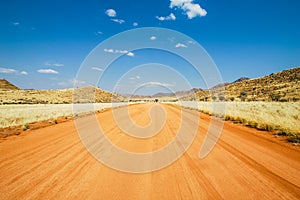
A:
22;123;29;131
288;135;300;143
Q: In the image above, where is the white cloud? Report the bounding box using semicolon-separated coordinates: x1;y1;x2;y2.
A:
138;81;175;88
96;31;103;35
0;68;28;75
129;76;140;80
104;48;134;57
156;13;176;21
37;69;59;74
170;0;192;8
105;9;125;24
169;0;207;19
150;36;157;40
175;43;188;48
127;52;134;57
45;62;64;67
104;48;114;53
188;40;196;44
133;22;138;26
20;71;28;75
70;79;86;86
111;19;125;24
13;22;20;26
58;79;86;87
53;63;64;67
156;16;165;21
183;3;207;19
91;67;103;71
0;67;17;74
115;50;128;54
105;9;116;17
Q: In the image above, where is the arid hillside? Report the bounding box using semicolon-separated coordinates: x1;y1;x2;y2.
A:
0;85;126;104
181;66;300;102
0;79;19;90
1;66;299;103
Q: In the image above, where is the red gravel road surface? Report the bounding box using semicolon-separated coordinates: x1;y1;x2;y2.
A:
0;103;299;199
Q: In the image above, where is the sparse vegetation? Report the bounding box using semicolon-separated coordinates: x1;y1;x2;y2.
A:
0;103;129;129
270;93;281;101
180;66;300;102
288;135;300;144
0;85;126;105
219;96;226;101
239;91;247;101
167;101;300;143
22;123;29;131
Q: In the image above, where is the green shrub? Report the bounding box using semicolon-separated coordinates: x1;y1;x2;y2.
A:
247;121;258;128
270;93;281;101
257;123;273;131
22;123;29;131
239;91;247;101
225;115;232;121
276;131;287;136
219;96;226;101
234;117;245;124
288;135;300;143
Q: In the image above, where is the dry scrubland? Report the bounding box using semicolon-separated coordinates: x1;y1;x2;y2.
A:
168;101;300;140
0;103;128;129
180;66;300;102
0;86;126;104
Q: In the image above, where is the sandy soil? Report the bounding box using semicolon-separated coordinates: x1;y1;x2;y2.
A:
0;103;299;199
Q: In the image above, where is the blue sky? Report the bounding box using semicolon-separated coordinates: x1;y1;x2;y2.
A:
0;0;299;95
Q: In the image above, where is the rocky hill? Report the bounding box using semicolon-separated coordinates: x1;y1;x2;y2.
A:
232;77;250;83
182;66;300;102
0;79;19;90
0;83;126;104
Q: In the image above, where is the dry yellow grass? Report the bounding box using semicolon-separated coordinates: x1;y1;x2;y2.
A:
180;66;300;102
0;103;128;129
0;86;126;105
167;101;300;135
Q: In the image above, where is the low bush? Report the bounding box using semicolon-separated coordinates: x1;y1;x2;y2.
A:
288;135;300;143
246;121;258;128
22;123;29;131
256;123;273;131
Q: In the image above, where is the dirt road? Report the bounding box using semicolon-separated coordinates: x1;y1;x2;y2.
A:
0;103;299;199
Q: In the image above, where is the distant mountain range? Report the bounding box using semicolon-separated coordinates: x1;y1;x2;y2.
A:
128;66;300;102
137;76;250;99
0;66;299;104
